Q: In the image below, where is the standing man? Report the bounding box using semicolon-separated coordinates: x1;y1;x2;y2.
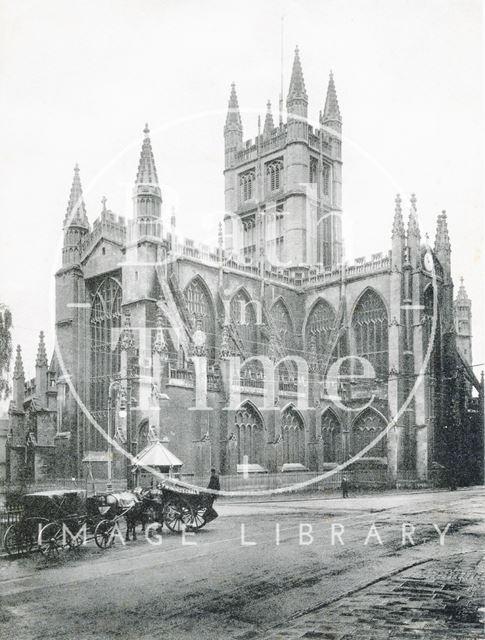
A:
205;468;220;523
341;475;349;498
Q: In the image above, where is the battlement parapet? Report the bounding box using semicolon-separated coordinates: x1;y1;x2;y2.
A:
80;210;127;258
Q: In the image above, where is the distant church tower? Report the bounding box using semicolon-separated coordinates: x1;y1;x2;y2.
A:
454;278;472;365
223;47;343;268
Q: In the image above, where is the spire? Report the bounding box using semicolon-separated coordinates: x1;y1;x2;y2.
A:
407;193;420;238
322;70;342;126
392;194;405;237
263;100;274;137
13;345;24;379
287;46;308;104
224;83;243;132
134;124;162;218
64;164;89;229
434;209;451;254
456;277;470;303
36;331;48;368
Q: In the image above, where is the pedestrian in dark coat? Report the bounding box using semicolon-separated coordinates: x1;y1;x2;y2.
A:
341;475;349;498
205;468;220;523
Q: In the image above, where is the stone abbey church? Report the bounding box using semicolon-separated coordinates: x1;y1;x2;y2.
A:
6;48;484;488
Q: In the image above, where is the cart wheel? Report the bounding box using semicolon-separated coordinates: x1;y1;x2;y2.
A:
187;505;207;531
3;524;35;557
163;499;193;534
94;519;115;549
39;522;62;559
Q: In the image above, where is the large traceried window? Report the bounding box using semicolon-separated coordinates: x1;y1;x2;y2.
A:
183;277;215;361
305;299;340;372
271;299;294;351
351;408;387;458
266;159;283;192
240;169;255;202
90;276;122;450
352;289;389;380
235;403;264;465
281;405;305;465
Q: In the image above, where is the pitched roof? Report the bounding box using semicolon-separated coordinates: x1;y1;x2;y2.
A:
132;440;183;468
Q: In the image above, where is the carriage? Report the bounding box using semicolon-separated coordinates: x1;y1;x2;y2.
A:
88;483;213;548
3;490;89;557
3;483;216;557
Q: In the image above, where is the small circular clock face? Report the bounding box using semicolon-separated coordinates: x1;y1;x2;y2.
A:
423;251;434;272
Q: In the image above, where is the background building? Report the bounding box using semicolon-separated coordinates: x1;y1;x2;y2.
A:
5;49;484;489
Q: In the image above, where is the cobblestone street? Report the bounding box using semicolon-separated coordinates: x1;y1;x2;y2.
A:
0;489;484;639
265;551;485;639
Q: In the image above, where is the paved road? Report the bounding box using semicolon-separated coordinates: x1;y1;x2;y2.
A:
0;488;483;639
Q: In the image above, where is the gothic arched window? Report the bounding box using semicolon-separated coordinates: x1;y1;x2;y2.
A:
184;277;215;361
281;406;305;465
230;289;258;355
309;157;318;184
266;159;283;192
271;299;294;351
352;289;388;380
90;277;122;450
240;170;255;202
235;403;264;465
305;299;338;371
321;411;342;463
351;409;387;458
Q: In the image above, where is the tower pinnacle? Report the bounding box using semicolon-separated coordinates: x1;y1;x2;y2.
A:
287;46;308;105
134;124;162;218
322;70;342;128
64;164;89;229
224;83;243;133
263;100;274;137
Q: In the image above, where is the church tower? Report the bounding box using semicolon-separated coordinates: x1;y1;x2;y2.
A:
223;47;343;269
454;278;472;365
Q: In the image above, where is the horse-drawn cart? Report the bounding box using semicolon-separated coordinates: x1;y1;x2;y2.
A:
3;490;88;558
2;482;217;557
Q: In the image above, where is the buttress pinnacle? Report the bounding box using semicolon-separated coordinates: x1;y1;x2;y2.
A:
13;345;24;379
36;331;48;368
392;194;405;237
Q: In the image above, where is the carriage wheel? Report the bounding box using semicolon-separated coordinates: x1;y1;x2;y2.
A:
3;524;35;557
186;505;207;531
39;522;63;559
94;519;115;549
162;499;193;534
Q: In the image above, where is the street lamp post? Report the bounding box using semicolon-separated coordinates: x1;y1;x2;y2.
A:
106;379;126;491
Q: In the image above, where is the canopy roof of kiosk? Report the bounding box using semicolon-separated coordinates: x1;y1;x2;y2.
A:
132;440;183;468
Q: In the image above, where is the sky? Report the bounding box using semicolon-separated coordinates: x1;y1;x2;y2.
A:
0;0;483;389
